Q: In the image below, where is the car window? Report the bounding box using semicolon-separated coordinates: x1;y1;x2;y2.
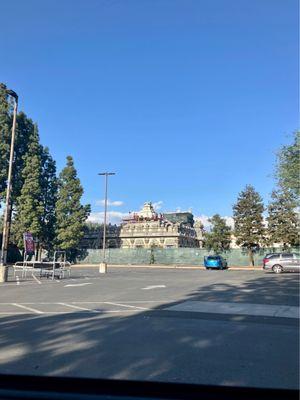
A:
268;254;279;259
281;254;293;258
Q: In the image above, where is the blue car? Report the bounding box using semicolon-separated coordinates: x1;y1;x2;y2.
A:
204;255;228;270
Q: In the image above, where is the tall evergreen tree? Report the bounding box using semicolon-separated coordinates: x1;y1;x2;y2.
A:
0;83;12;200
276;131;300;199
204;214;232;254
267;189;299;249
40;146;58;252
55;156;90;259
13;125;44;248
0;83;34;208
233;185;265;266
11;112;35;204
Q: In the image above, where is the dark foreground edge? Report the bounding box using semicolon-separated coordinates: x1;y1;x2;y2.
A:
0;374;297;400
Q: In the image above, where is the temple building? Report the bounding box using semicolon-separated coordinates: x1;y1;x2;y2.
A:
80;224;121;249
119;202;204;249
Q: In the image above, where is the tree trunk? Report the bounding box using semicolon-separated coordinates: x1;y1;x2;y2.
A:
38;245;43;262
248;249;254;267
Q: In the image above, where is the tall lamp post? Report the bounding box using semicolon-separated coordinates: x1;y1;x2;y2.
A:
98;172;115;273
0;89;18;283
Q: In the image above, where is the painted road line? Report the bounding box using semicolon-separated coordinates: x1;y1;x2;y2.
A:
70;301;171;305
64;283;92;287
12;303;44;314
32;274;42;284
142;285;166;290
16;276;20;286
104;301;149;310
166;301;300;319
102;309;147;313
58;302;100;313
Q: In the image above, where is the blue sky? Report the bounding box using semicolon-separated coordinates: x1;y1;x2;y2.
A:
1;0;298;224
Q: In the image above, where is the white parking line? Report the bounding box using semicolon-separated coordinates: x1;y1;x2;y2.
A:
11;303;44;314
103;310;146;313
104;301;149;310
64;283;92;287
32;274;42;284
58;302;100;313
0;302;150;316
142;285;166;290
71;301;167;303
3;300;297;319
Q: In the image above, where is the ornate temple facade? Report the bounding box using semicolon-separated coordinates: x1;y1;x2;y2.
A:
119;202;203;249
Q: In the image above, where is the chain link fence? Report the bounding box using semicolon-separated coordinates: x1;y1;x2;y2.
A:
76;247;300;267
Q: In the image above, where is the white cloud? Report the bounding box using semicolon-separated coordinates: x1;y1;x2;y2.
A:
223;216;235;228
195;215;211;228
152;201;163;211
95;199;124;207
88;211;128;225
195;215;235;229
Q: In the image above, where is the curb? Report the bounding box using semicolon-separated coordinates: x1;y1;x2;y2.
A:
72;264;262;271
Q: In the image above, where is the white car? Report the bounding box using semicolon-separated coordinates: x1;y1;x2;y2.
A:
263;253;300;274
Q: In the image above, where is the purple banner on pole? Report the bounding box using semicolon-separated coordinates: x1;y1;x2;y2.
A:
23;232;35;255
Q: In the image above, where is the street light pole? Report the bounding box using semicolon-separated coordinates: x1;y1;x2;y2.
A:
0;89;18;283
98;172;115;273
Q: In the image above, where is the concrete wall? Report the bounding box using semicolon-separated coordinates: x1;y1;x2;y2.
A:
77;247;300;267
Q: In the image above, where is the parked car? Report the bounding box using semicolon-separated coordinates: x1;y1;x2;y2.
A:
262;253;280;267
263;253;300;273
204;255;228;270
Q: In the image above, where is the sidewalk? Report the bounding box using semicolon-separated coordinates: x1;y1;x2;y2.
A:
72;264;262;271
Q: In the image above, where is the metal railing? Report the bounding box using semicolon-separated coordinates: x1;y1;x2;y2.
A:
12;251;71;281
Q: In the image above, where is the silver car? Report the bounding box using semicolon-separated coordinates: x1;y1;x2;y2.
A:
263;253;300;273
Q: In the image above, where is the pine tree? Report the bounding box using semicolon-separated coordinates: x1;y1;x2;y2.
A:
0;82;34;207
233;185;265;266
40;147;58;252
11;112;35;204
267;189;299;249
0;83;12;200
204;214;231;254
276;131;300;199
13;125;44;248
55;156;90;259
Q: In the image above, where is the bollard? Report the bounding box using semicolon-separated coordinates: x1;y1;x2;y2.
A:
99;262;107;274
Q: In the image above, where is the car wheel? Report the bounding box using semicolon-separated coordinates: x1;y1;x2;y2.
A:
272;265;283;274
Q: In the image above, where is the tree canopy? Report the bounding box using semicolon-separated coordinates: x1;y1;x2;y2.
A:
267;189;299;249
0;84;34;207
55;156;90;257
40;146;58;251
204;214;231;254
276;131;300;199
233;185;265;266
13;125;44;248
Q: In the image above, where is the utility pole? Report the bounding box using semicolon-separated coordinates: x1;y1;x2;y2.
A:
98;172;115;273
0;89;18;283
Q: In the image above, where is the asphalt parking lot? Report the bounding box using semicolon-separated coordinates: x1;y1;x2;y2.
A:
0;267;299;389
